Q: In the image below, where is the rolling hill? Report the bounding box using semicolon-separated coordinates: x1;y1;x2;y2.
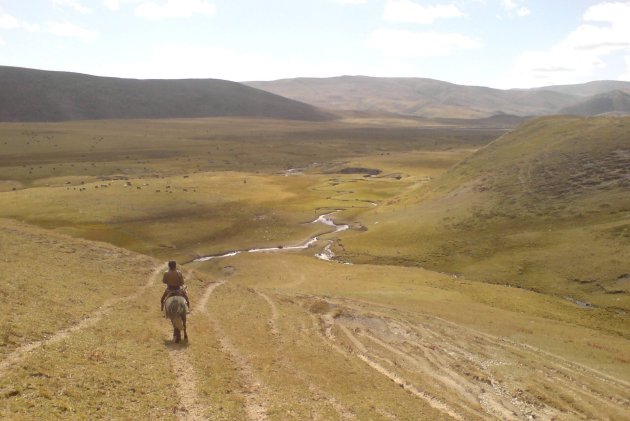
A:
0;66;335;122
342;115;630;309
246;76;630;119
559;90;630;116
534;80;630;97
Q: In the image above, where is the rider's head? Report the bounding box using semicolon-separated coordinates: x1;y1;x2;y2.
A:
168;260;177;270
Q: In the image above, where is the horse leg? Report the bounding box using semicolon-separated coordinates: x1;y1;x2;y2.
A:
172;318;180;343
182;313;188;341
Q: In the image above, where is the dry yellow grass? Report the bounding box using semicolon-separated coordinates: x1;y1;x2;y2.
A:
0;219;176;418
0;218;154;357
1;116;628;419
189;252;630;419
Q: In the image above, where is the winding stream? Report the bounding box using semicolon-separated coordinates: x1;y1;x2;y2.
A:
194;212;350;263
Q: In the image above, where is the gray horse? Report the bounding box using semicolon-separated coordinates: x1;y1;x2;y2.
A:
164;295;188;343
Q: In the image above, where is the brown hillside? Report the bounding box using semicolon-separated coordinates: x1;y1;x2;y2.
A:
559;90;630;116
0;66;335;122
245;76;577;118
247;76;630;118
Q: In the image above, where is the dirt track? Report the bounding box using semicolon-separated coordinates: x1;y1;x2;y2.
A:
305;295;630;420
0;263;163;379
3;261;628;420
173;280;628;419
169;279;269;421
165;280;225;421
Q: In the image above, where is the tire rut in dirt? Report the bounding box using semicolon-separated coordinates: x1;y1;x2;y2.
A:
164;279;225;420
303;295;630;421
0;263;163;378
199;282;269;421
255;290;357;420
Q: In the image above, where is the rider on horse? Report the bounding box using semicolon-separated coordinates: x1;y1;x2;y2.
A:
160;260;191;311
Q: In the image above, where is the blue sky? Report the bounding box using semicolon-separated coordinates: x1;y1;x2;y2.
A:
1;0;629;88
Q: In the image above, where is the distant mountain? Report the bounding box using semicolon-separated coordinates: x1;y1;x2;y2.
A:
534;80;630;97
558;90;630;116
246;76;630;119
0;66;334;122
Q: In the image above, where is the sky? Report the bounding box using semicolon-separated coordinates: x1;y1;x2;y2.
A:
1;0;629;88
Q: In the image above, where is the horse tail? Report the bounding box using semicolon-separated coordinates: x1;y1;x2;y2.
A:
171;314;184;331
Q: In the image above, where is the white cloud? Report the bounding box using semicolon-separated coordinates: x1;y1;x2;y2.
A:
583;1;630;25
1;6;95;42
45;21;98;42
516;6;530;17
103;0;144;12
52;0;92;14
135;0;216;20
368;28;480;57
500;0;531;18
103;0;120;10
87;42;413;81
332;0;367;4
500;1;630;87
0;8;39;31
384;0;464;24
621;56;630;80
0;10;19;29
0;37;5;45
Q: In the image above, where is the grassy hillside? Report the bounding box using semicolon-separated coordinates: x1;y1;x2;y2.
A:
246;76;630;119
4;218;629;419
0;66;334;122
0;218;181;419
342;116;630;310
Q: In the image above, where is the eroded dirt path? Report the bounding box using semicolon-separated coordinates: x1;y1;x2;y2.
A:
165;279;275;421
167;346;205;421
164;280;226;421
196;282;269;421
215;332;268;421
255;290;357;420
311;305;465;420
305;295;630;421
0;263;163;378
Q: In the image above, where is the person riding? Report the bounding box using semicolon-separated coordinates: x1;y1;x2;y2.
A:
161;260;191;311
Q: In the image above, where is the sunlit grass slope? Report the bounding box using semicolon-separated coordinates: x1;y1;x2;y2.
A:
343;116;630;310
0;218;265;419
189;252;630;419
0;219;175;418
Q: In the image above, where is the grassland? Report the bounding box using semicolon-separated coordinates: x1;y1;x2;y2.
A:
0;117;495;259
1;116;628;419
343;116;630;312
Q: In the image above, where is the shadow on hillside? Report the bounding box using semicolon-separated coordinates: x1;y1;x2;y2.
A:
163;339;190;349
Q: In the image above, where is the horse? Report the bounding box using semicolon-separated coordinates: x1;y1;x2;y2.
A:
164;295;188;343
